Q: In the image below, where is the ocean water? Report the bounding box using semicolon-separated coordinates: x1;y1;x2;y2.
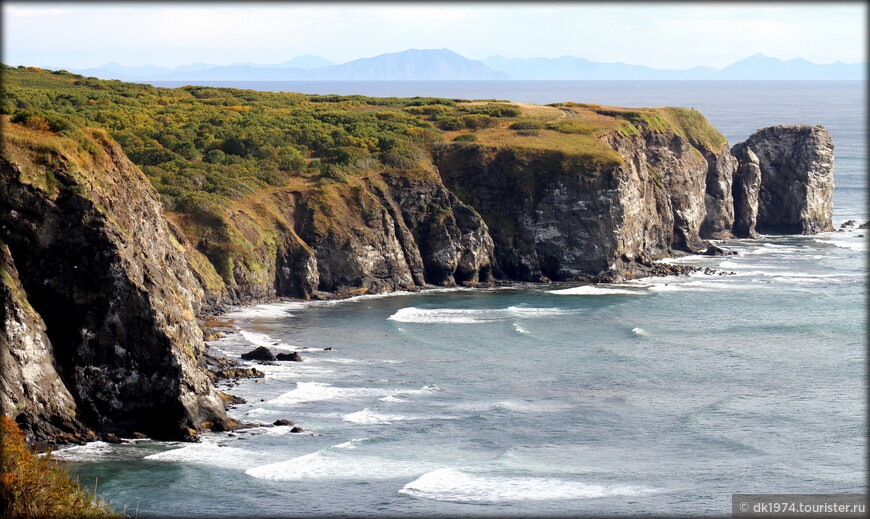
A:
58;81;866;517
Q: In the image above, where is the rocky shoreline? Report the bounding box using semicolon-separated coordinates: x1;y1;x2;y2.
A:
2;116;836;445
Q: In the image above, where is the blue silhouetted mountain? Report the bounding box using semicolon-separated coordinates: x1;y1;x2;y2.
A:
715;53;863;79
302;49;509;80
482;53;862;80
64;50;864;81
481;55;718;79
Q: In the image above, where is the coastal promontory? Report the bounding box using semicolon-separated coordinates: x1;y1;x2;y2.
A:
0;66;834;442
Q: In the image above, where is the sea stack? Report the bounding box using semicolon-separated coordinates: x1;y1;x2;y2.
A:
732;125;834;235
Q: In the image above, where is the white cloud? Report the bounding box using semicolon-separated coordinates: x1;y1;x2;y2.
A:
4;5;71;17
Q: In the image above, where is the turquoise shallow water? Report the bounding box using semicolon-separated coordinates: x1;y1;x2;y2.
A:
58;81;866;517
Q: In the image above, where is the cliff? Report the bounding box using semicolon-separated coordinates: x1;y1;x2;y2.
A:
435;105;737;281
731;125;834;236
169;169;495;310
1;124;234;441
0;73;835;443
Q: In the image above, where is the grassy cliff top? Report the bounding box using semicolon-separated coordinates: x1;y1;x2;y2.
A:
3;67;726;197
2;65;726;287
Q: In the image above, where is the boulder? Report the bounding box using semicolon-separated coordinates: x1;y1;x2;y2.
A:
703;244;729;256
240;346;276;361
290;426;304;433
273;419;293;426
276;352;303;362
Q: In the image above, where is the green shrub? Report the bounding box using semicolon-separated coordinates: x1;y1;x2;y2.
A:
462;114;496;130
453;133;478;142
460;103;521;117
509;121;544;130
437;117;464;131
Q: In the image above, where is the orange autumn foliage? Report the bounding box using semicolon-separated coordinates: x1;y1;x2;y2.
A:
0;417;118;518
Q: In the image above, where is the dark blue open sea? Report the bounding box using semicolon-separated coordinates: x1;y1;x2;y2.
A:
57;81;866;517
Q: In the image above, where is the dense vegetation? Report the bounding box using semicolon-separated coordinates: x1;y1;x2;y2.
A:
0;417;118;518
1;65;724;287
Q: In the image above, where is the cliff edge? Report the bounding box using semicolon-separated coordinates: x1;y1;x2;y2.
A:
1;123;235;441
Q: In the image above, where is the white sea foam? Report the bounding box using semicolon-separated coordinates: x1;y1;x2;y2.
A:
243;407;279;419
514;323;531;334
342;408;398;424
268;382;389;406
239;330;288;349
815;238;868;252
398;468;655;503
387;305;579;324
378;385;440;402
632;327;650;337
342;407;456;424
245;441;438;481
313;287;473;307
507;305;580;317
388;307;505;324
145;442;258;469
48;441;149;462
548;285;646;296
645;281;759;293
744;243;804;255
224;302;305;320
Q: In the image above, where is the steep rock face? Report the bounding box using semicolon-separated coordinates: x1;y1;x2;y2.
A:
435;131;733;281
700;148;737;239
1;127;232;440
0;242;94;443
219;172;495;301
366;174;494;286
731;145;762;238
276;173;493;296
732;125;834;234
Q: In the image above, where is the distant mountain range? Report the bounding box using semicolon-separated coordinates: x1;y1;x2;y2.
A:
64;49;865;81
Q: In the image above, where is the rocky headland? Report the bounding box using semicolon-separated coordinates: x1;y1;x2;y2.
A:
0;69;835;444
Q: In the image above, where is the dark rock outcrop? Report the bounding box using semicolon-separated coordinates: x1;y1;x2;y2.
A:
191;171;495;309
0;242;94;443
732;125;834;235
435;131;735;282
240;346;276;361
276;352;303;362
1;127;233;441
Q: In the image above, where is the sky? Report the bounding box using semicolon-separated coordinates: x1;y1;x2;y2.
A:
2;2;866;70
